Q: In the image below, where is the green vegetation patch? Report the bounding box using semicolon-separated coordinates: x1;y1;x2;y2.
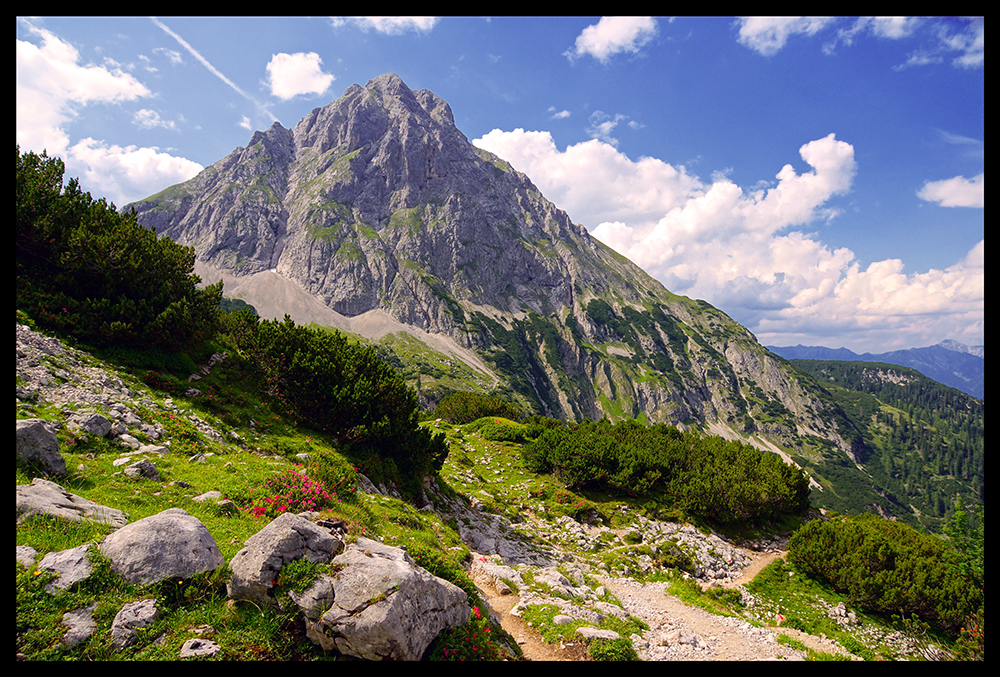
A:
787;513;982;634
521;418;810;525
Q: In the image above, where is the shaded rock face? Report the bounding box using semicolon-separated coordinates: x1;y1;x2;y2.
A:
16;418;66;477
126;73;856;457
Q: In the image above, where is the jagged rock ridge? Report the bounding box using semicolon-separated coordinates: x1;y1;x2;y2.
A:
126;73;856;459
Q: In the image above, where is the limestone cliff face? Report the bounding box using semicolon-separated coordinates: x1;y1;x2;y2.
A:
126;73;857;457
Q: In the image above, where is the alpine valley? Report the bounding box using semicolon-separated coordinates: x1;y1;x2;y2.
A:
125;73;982;530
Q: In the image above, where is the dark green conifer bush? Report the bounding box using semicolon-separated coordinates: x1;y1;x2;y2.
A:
218;311;447;497
433;391;523;424
787;513;983;634
16;146;222;353
521;419;810;523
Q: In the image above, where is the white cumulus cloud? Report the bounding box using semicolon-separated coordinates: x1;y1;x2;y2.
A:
16;20;203;208
918;173;984;208
133;109;176;130
266;52;335;101
735;17;835;56
67;138;203;208
474;128;982;352
17;19;151;156
565;16;658;63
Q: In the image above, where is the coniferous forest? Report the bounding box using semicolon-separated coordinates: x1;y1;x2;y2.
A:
788;359;983;531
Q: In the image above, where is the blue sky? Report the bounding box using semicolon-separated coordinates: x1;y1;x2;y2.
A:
17;16;983;353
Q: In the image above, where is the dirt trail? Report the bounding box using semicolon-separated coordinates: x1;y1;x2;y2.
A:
719;549;787;588
474;547;854;661
475;580;588;661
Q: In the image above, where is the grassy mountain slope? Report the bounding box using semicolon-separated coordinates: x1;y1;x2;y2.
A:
16;321;982;660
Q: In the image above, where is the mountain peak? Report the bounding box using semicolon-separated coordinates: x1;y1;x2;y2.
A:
291;73;461;163
125;75;867;453
362;72;456;127
936;339;985;359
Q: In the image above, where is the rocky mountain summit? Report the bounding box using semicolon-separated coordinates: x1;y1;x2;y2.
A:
125;73;861;467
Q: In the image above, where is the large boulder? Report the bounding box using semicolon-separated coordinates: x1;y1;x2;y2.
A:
99;508;224;585
227;512;344;608
16;418;66;476
16;478;128;527
299;537;470;661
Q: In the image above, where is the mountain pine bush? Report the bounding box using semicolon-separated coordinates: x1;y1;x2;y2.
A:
521;419;810;523
433;391;523;424
787;513;983;634
218;311;447;496
16;146;221;353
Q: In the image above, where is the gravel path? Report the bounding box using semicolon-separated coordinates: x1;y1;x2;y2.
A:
479;582;589;662
596;576;805;661
476;547;858;662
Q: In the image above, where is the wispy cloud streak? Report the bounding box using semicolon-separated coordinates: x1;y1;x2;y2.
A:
150;16;276;124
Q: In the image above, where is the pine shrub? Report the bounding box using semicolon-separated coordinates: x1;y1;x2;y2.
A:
16;147;221;354
788;514;983;634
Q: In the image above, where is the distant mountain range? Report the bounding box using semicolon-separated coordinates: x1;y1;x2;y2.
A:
766;341;984;399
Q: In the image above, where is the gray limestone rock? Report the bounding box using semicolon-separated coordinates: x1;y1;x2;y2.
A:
111;598;161;650
16;478;128;528
226;512;344;608
99;508;224;585
470;553;524;594
16;418;66;476
16;545;38;568
37;544;94;593
66;412;112;437
59;602;98;649
123;458;161;481
300;536;470;661
179;637;221;658
576;627;620;640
